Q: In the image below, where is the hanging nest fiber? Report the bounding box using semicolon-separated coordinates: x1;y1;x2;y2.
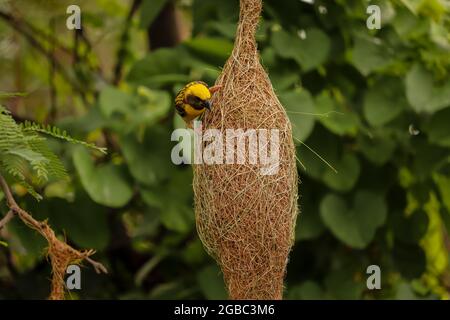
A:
193;0;299;299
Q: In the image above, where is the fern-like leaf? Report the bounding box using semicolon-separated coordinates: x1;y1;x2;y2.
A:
28;137;68;181
0;104;105;201
0;92;28;99
0;154;42;201
21;121;107;154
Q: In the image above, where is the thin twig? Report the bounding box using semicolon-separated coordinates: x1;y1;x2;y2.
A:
0;10;89;105
0;210;15;230
2;8;103;79
0;174;107;277
8;4;73;56
113;0;142;85
0;174;17;209
48;17;57;122
86;257;108;274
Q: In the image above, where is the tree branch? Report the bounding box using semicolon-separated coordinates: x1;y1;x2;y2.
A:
0;174;108;297
0;175;18;209
8;8;73;56
86;256;109;274
113;0;142;85
48;17;57;122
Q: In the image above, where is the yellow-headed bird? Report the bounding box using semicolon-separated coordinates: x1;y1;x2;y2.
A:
175;81;221;124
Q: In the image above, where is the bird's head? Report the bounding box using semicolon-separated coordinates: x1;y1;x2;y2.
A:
184;82;212;110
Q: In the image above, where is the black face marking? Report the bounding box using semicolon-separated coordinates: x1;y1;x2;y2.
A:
175;103;186;116
186;94;205;110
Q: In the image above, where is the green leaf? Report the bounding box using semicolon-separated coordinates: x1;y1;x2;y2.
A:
296;202;325;241
184;37;233;65
197;264;227;300
120;127;172;186
272;28;331;71
417;0;447;21
412;140;448;179
207;21;237;39
363;78;408;126
46;194;110;250
425;107;450;147
296;210;325;241
192;0;238;35
410;279;431;296
139;0;168;29
279;89;315;142
393;242;426;279
182;239;208;266
320;194;360;247
320;191;387;248
134;86;171;127
391;210;429;244
322;153;360;192
0;92;27;98
270;72;300;92
99;86;171;133
22;121;107;155
405;64;450;113
358;134;396;165
73;148;133;208
127;48;189;86
296;28;331;71
296;127;340;180
351;37;393;76
376;0;397;24
392;7;422;37
399;0;422;14
315;91;359;136
434;173;450;212
8;218;47;271
141;169;194;233
7;148;47;164
158;201;193;233
287;281;324;300
430;21;450;50
325;269;365;299
99;86;136;118
396;282;419;300
57;107;108;134
405;63;433;113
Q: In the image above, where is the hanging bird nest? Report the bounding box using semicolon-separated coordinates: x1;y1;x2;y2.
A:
193;0;299;300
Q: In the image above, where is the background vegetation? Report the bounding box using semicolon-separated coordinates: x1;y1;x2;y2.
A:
0;0;449;299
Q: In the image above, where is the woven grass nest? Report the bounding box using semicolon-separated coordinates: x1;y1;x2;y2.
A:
193;0;299;299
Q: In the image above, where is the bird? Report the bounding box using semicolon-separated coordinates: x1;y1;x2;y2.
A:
175;81;221;124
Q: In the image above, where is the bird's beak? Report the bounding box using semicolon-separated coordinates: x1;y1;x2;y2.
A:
204;100;211;110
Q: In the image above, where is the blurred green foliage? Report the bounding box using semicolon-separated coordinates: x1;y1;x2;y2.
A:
0;0;449;299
